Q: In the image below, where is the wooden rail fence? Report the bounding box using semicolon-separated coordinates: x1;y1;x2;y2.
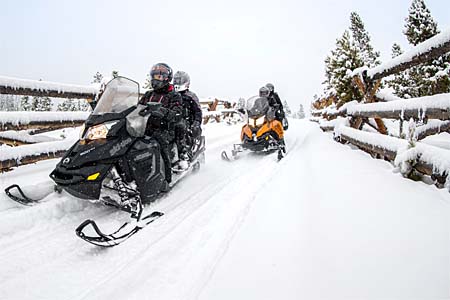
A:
0;77;238;171
311;29;450;189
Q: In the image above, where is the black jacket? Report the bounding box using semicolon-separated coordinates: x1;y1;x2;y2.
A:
268;92;283;111
139;85;183;130
180;90;202;124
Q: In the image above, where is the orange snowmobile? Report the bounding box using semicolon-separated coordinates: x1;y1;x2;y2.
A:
221;96;286;161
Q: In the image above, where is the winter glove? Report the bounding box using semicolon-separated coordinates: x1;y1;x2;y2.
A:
156;107;180;121
192;120;202;137
139;105;152;116
139;105;165;119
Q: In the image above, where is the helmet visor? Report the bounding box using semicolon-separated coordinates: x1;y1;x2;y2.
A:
173;77;184;85
150;65;170;81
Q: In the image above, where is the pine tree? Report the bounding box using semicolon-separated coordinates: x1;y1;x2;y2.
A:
21;96;33;111
297;104;305;119
92;71;103;84
34;96;52;111
403;0;450;96
325;30;364;106
404;0;439;46
77;99;91;111
387;43;413;97
0;94;20;111
349;12;380;68
282;100;292;116
143;73;152;89
58;99;77;111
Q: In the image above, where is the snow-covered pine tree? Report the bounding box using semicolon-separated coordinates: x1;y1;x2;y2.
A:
77;99;91;111
325;30;364;106
403;0;450;96
282;100;292;116
236;97;246;111
349;12;380;68
387;43;413;97
404;0;438;46
0;94;20;111
297;104;305;119
34;96;52;111
144;73;152;89
58;99;77;111
92;72;103;84
20;96;33;111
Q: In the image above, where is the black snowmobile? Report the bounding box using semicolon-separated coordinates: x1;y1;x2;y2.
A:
5;77;205;246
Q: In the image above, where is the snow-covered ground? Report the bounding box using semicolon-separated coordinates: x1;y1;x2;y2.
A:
0;119;449;300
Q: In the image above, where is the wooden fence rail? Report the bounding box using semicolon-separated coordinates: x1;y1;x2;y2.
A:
312;28;450;190
0;79;238;171
0;75;98;100
363;29;450;82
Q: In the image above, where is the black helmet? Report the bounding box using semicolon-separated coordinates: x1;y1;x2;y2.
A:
173;71;190;92
150;63;173;90
259;86;270;97
265;83;274;92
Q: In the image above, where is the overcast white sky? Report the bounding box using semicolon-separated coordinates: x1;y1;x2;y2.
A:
1;0;449;111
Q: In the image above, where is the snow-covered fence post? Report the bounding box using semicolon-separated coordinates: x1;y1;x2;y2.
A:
398;119;419;178
201;99;237;125
352;71;387;134
350;29;450;135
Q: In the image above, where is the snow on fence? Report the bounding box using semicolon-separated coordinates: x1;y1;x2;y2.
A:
0;139;77;171
0;75;98;100
201;99;237;124
335;126;449;187
0;76;96;171
357;29;450;82
0;111;87;171
0;130;58;146
317;93;450;129
0;77;238;171
313;29;450;190
0;111;89;132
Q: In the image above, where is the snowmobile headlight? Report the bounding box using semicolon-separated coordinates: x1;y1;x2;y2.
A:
82;121;118;141
255;116;265;126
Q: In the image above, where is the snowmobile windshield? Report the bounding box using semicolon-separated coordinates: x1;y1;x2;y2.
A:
246;96;269;118
93;77;140;115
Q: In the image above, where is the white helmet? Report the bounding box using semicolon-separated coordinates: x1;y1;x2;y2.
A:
265;83;274;93
173;71;190;92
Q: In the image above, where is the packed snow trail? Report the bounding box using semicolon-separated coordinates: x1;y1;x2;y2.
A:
0;120;448;300
200;121;450;300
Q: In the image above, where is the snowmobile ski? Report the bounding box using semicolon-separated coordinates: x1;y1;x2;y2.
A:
75;211;164;247
5;184;35;206
4;184;59;206
221;150;232;161
221;145;242;162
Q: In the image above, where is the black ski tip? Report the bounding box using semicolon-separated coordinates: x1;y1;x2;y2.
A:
75;211;164;247
149;211;164;217
4;184;36;206
221;151;230;161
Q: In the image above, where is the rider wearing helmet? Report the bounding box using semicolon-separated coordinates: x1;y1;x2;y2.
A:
173;71;203;145
139;63;183;184
259;86;270;98
265;83;288;130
